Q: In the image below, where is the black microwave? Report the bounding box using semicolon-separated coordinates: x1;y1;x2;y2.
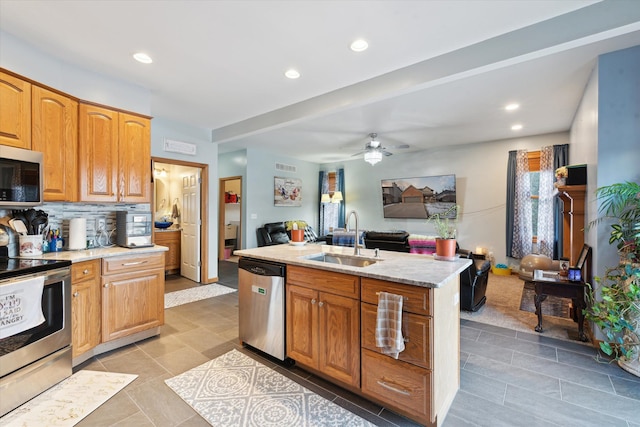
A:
0;146;43;208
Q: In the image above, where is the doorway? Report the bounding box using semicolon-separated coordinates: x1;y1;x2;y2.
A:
219;176;242;261
152;157;209;283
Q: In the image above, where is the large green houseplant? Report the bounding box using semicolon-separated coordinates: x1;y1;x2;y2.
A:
585;181;640;377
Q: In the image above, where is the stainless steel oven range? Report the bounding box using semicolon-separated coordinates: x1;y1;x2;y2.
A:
0;257;72;416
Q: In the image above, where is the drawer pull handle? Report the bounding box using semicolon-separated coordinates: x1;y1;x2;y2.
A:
403;338;410;343
122;261;147;266
377;380;411;396
83;269;89;274
375;291;408;301
311;299;316;305
73;291;79;297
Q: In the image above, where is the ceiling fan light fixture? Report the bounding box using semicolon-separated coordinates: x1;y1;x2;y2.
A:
364;150;382;165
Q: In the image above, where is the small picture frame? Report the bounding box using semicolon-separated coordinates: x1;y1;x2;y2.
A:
568;267;582;282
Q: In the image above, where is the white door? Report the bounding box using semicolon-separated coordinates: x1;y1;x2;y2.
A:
181;170;201;282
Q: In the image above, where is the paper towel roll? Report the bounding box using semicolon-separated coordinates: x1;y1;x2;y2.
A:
68;218;87;250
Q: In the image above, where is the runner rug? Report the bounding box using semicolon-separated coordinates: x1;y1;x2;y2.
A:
165;349;375;427
165;284;237;309
0;370;137;427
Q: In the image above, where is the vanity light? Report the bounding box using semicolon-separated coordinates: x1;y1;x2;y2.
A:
133;52;153;64
505;103;519;111
350;39;369;52
511;124;523;131
285;69;301;79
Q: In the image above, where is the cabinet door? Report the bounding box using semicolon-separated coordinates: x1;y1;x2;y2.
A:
118;113;150;202
318;291;360;387
286;284;318;368
78;103;118;202
71;260;101;358
155;232;181;273
102;267;165;341
0;71;31;148
32;86;78;201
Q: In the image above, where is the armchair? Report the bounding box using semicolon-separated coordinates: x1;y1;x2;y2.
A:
459;252;491;312
256;222;290;247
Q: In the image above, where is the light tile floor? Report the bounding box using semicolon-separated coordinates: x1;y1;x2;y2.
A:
74;262;640;426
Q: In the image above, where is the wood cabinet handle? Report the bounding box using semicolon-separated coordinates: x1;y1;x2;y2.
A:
83;269;89;274
104;283;109;288
318;301;324;307
376;380;411;396
311;298;316;305
73;291;79;297
122;261;147;266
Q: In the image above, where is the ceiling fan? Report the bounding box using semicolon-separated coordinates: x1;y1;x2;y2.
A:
351;133;409;165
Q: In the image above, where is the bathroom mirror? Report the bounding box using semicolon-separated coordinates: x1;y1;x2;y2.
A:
155;178;170;215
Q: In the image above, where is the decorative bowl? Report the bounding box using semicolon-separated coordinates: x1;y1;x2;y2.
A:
154;221;173;229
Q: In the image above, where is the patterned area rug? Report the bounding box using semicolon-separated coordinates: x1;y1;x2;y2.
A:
165;349;376;427
0;370;137;426
165;284;237;308
519;281;571;318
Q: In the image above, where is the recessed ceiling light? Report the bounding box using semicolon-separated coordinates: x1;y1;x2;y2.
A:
511;124;523;131
133;52;152;64
285;69;300;79
350;39;369;52
505;103;519;111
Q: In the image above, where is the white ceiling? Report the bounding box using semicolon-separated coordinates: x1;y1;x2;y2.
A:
1;1;639;163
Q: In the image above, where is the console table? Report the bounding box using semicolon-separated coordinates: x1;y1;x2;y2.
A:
526;276;589;342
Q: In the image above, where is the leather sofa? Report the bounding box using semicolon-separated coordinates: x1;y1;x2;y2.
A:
363;231;410;252
459;252;491;312
256;222;324;247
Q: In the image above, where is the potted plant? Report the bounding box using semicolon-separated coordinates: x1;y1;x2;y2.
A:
585;181;640;377
286;220;307;242
427;205;459;259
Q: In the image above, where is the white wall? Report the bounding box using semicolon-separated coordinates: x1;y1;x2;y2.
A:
322;132;570;264
244;148;319;248
151;118;218;281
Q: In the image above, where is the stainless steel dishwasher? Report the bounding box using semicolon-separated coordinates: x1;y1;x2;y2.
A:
238;257;287;361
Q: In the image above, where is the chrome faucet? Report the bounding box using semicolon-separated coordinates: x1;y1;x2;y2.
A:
346;210;361;256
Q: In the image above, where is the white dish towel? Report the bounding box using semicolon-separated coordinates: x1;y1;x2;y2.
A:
375;291;405;359
0;276;45;339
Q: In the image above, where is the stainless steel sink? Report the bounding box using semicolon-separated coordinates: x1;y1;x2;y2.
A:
302;253;379;267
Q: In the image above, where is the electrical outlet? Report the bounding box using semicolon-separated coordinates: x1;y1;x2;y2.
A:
96;218;106;231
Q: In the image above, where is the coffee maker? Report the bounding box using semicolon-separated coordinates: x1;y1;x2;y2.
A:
116;211;153;248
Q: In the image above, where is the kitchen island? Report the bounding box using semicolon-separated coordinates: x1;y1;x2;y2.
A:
235;244;470;427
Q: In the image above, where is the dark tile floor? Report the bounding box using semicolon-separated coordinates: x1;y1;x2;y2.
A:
75;261;640;426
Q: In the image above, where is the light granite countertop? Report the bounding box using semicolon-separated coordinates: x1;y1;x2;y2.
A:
234;244;471;288
26;245;168;263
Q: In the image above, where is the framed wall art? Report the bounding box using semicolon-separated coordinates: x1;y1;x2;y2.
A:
274;176;302;207
381;174;456;219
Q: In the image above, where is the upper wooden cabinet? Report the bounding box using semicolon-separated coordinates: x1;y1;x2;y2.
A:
0;71;31;149
79;103;150;202
32;86;78;201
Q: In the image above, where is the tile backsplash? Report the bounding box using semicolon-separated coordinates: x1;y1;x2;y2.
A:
1;202;151;249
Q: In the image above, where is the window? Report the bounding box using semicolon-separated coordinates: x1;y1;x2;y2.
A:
528;151;540;241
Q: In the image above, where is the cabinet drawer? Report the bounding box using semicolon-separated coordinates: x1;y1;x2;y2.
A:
72;259;101;282
102;252;164;275
361;278;432;315
361;302;431;369
288;265;359;299
361;348;431;421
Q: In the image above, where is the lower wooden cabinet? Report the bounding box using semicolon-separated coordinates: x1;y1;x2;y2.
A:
101;252;165;342
154;230;181;274
71;260;101;358
286;266;360;388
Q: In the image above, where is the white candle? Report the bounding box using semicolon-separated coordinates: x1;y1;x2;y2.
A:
475;246;484;255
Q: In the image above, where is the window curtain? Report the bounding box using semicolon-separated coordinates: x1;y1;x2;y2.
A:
553;144;569;259
336;168;345;229
508;150;533;258
318;170;326;234
537;146;554;257
318;168;345;235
